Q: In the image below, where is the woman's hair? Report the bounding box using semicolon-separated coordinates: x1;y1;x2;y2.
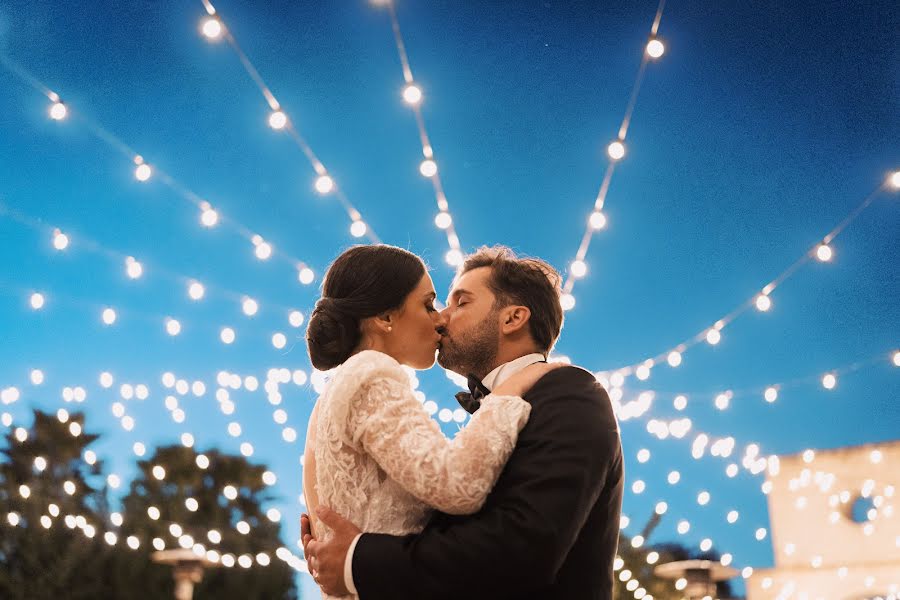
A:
306;245;426;370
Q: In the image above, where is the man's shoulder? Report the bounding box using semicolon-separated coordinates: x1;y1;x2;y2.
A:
532;364;606;395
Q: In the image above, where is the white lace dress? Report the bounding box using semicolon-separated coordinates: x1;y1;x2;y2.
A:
307;350;531;600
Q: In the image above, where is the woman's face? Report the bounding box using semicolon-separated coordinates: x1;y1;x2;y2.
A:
386;273;446;370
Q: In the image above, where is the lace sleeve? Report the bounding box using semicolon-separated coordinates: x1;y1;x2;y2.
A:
349;376;531;515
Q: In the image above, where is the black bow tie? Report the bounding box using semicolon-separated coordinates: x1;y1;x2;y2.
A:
454;373;491;414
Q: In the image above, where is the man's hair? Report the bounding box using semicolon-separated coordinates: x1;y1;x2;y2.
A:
460;245;564;353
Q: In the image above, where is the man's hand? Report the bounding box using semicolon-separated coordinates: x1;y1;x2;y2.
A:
301;507;362;596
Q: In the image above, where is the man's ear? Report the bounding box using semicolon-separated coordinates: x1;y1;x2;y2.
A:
500;305;531;335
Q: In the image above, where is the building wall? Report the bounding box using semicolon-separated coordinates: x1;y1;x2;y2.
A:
746;440;899;600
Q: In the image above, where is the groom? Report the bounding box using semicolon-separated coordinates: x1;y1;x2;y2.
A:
303;246;624;599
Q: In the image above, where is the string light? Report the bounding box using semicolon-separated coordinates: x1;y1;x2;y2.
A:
606;140;626;161
376;0;464;258
99;307;117;325
187;281;205;301
822;373;837;390
200;16;223;40
589;211;607;230
2;58;319;284
134;162;152;182
191;3;378;245
268;110;287;130
30;292;46;310
402;84;422;105
889;170;900;189
200;204;219;227
125;256;143;279
49;101;68;120
165;318;182;336
646;38;665;59
419;159;438;177
298;267;315;285
815;243;833;262
350;220;368;238
434;212;452;229
314;175;334;194
52;229;69;250
444;249;463;267
597;183;887;378
755;293;772;312
570;260;588;278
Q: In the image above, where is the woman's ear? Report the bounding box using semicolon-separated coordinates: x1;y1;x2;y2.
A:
371;312;393;334
500;305;531;335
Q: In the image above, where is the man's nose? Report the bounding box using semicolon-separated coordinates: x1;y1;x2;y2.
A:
434;309;449;332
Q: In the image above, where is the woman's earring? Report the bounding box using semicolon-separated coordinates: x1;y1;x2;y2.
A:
387;326;393;332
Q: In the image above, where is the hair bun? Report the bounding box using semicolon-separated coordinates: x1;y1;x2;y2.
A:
306;298;362;371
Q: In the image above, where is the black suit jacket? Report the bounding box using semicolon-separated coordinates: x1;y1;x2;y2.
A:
352;365;624;599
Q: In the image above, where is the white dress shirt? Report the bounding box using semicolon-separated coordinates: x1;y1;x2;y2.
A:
342;353;547;596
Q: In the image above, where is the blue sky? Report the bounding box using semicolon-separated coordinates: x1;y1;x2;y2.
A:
1;0;898;596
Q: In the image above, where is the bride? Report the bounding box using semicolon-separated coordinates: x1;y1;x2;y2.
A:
302;245;554;599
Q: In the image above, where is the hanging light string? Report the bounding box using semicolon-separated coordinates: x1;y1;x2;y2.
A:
560;0;668;309
0;420;306;572
598;180;897;380
195;1;379;243
0;198;316;352
373;0;464;267
1;376;305;567
0;54;319;284
607;349;899;420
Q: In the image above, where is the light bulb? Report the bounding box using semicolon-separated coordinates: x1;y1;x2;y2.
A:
646;38;665;58
188;281;205;300
125;257;143;279
165;318;181;336
220;327;235;344
315;175;334;194
402;84;423;105
589;211;607;230
298;267;315;285
102;308;117;325
570;260;587;278
135;163;152;182
350;220;367;238
201;17;223;40
667;351;682;367
30;293;45;310
889;170;900;189
755;294;772;311
607;140;625;161
200;207;219;227
443;249;463;267
53;229;69;250
254;241;272;260
435;212;452;229
268;110;287;130
419;159;438;177
49;101;68;120
242;298;258;316
560;293;576;311
816;243;833;262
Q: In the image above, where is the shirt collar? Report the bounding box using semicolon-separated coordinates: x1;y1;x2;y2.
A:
482;353;547;391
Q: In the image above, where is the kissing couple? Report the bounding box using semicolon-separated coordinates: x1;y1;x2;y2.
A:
301;244;624;599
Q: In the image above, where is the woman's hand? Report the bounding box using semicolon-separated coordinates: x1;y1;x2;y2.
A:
493;362;564;397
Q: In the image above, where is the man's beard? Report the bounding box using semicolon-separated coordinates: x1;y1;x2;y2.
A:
437;310;500;378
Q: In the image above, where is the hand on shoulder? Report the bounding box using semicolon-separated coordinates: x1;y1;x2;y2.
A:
493;361;565;397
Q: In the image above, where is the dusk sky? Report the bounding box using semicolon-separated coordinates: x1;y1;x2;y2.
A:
1;0;898;596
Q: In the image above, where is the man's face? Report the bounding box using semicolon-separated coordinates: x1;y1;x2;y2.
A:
437;267;501;377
